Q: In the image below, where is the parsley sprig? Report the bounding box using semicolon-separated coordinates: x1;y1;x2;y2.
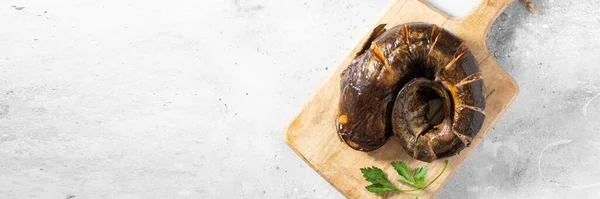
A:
360;159;449;199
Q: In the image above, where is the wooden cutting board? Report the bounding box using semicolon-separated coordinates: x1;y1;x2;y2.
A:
283;0;519;198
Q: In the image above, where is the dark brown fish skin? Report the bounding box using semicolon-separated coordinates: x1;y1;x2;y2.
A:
392;78;455;162
336;23;486;161
336;49;399;151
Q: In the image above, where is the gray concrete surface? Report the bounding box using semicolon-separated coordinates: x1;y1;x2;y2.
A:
0;0;599;198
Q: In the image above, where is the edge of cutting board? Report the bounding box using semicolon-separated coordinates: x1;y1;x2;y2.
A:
283;0;519;198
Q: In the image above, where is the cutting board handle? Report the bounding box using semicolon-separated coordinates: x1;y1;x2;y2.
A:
457;0;515;35
415;0;515;58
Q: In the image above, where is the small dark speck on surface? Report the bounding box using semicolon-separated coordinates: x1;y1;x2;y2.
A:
66;196;75;199
263;190;266;194
486;89;496;99
44;11;47;14
325;67;328;70
11;6;25;10
275;166;280;170
245;93;248;96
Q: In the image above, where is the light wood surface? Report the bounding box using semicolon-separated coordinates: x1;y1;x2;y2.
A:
283;0;518;198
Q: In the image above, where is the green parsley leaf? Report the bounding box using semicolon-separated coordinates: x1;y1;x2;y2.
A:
365;184;398;193
391;161;414;183
361;159;449;198
413;167;428;186
413;177;424;187
413;167;428;179
360;166;398;193
398;177;416;187
360;167;389;185
415;160;449;199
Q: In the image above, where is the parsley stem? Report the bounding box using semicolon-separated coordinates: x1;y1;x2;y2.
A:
396;188;420;192
415;159;449;199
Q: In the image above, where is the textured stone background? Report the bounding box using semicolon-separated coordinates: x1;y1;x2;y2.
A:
1;0;599;198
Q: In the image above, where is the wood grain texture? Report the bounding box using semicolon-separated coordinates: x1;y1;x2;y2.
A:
283;0;518;198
